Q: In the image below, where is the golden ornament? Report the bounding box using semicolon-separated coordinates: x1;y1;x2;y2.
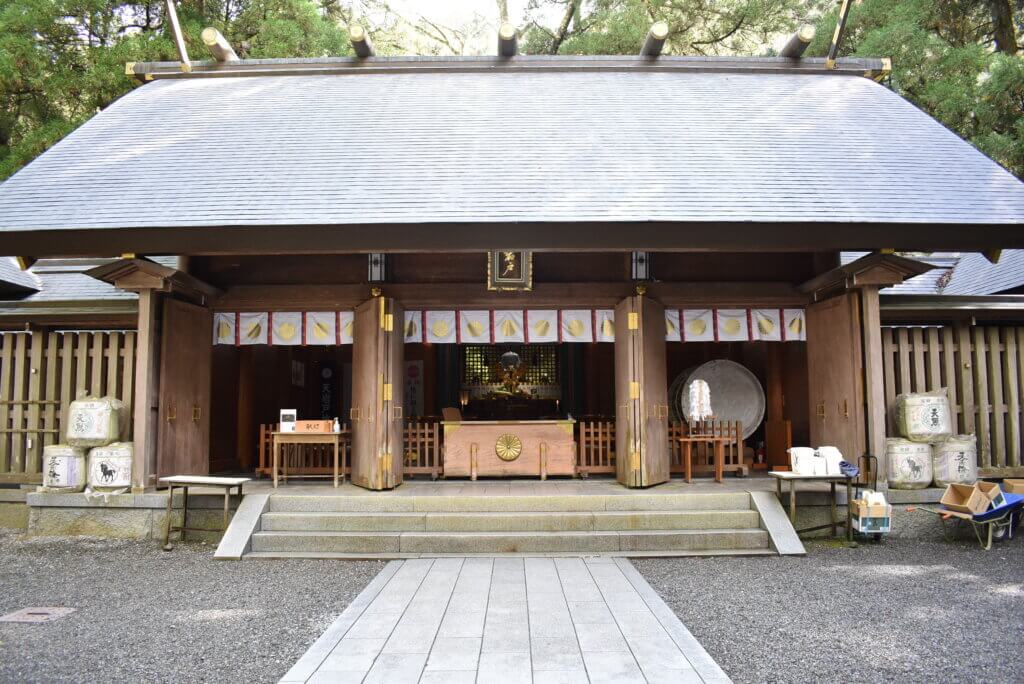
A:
723;318;741;336
500;318;518;337
313;320;330;340
432;320;450;339
494;433;523;461
788;316;803;335
217;321;232;340
602;318;615;338
688;318;707;336
246;322;262;340
532;319;550;337
277;322;297;341
757;315;775;336
467;320;485;338
343;321;354;339
666;317;677;334
567;319;585;338
405;318;418;338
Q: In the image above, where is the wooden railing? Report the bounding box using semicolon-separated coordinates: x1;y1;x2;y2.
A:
0;331;136;484
257;418;442;480
577;419;616;475
882;325;1024;476
403;419;442;479
577;419;746;477
257;422;352;478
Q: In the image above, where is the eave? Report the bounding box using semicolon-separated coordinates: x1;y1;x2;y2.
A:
798;252;935;300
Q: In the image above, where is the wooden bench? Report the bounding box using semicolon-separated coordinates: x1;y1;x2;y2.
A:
159;475;250;550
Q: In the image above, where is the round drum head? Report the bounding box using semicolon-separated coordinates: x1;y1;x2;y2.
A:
678;360;765;439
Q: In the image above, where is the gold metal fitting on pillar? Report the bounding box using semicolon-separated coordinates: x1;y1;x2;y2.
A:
370;286;382;297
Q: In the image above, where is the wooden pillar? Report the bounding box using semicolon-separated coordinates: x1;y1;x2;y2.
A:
132;290;161;492
614;293;669;488
236;347;255;470
859;286;887;484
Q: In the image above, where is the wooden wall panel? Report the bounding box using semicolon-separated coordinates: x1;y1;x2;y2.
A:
0;331;136;483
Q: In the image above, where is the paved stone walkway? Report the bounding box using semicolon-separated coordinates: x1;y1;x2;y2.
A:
280;557;731;683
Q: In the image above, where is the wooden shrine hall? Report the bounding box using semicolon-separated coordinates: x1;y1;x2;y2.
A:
1;28;1023;497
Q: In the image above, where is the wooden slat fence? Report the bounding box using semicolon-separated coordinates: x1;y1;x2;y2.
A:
257;419;441;480
0;330;136;483
882;325;1024;476
577;419;746;476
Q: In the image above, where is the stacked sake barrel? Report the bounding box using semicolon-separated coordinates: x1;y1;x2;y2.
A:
40;396;132;493
886;389;977;489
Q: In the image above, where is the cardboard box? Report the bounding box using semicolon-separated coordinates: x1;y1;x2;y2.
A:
940;483;988;515
295;420;334;434
1003;479;1024;495
850;500;890;519
977;481;1006;510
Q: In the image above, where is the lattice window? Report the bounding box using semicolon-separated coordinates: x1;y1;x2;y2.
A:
461;345;559;387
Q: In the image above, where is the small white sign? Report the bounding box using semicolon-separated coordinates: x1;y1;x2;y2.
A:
280;409;297;432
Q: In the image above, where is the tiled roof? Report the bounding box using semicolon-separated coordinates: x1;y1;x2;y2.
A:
840;252;960;295
0;71;1023;232
0;257;179;303
942;251;1024;295
0;258;39;292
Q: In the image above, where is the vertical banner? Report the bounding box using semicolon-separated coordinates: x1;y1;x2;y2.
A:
594;309;615;342
318;362;337;419
405;360;425;418
493;310;525;343
213;312;236;345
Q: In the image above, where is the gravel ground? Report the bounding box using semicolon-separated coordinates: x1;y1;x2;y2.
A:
0;532;384;684
636;528;1024;684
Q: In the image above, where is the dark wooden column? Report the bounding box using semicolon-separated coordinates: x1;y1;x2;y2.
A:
614;293;669;488
350;293;405;490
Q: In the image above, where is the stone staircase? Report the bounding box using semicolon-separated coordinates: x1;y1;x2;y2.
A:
241;491;797;558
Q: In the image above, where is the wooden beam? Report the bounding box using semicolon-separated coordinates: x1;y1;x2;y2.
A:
132;290;161;492
779;25;815;58
214;281;807;311
164;0;192;72
349;25;375;58
201;27;239;62
498;23;518;57
825;0;854;69
860;286;887;482
640;22;669;57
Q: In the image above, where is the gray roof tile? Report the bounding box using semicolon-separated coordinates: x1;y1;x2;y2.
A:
0;72;1023;231
942;250;1024;295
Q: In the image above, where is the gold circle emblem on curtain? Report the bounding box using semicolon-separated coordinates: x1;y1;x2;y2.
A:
495;434;523;461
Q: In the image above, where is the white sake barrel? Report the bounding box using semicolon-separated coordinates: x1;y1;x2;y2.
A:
41;444;87;493
67;396;128;447
932;435;978;487
896;390;952;442
87;443;133;491
886;438;933;489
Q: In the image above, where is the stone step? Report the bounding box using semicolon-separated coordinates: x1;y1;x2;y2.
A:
267;492;752;514
249;528;769;555
244;548;779;560
260;509;761;533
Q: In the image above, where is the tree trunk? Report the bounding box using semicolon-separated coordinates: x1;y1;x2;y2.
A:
496;0;509;24
989;0;1019;54
550;0;578;54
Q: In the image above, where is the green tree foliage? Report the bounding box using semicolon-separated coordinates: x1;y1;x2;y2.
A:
807;0;1024;176
0;0;372;180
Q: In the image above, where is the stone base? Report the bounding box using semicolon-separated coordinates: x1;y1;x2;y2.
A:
24;491;234;542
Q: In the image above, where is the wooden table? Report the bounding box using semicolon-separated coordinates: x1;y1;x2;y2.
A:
677;436;730;483
769;471;854;542
272;431;343;488
159;475;250;551
442;420;575;480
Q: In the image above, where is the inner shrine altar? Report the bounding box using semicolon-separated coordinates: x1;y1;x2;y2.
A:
442;420;576;480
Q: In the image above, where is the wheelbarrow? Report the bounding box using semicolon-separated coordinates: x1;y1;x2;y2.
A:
908;492;1024;551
